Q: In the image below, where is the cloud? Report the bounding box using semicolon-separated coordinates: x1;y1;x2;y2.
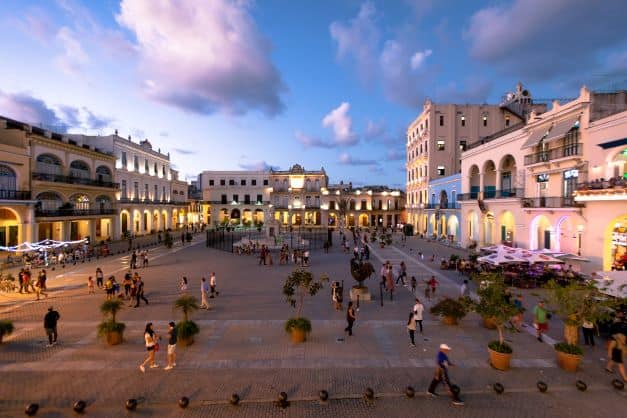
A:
295;131;335;149
238;160;278;171
464;0;627;80
338;153;377;166
116;0;286;116
174;148;196;155
386;149;405;161
380;40;431;107
410;49;432;70
330;1;380;84
364;120;386;141
0;91;66;131
55;26;89;76
13;7;56;44
434;76;493;103
322;102;358;146
84;108;113;130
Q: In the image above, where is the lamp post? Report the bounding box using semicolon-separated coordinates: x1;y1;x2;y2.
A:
577;224;584;256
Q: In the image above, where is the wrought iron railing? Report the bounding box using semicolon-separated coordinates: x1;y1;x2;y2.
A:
32;172;119;189
0;190;32;200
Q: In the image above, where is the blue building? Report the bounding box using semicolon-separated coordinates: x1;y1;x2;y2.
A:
425;174;461;244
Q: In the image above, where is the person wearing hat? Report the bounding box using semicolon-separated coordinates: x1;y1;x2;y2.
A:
427;343;464;405
43;306;60;347
165;321;177;370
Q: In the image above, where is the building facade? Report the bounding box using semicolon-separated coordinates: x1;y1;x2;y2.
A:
425;174;461;242
406;83;543;235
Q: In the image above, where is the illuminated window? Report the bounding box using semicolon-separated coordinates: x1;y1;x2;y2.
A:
437;140;445;151
482;115;488;127
437;166;445;176
460;116;466;127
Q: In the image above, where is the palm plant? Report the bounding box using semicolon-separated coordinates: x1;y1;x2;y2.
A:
174;295;200;344
174;294;199;322
98;299;125;344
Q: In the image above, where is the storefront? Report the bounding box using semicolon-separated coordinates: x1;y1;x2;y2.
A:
610;218;627;270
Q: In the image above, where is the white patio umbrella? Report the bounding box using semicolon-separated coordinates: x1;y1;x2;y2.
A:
593;271;627;298
478;250;527;265
515;249;564;264
480;244;516;253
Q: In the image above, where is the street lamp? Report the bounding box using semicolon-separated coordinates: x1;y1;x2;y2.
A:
577;224;584;256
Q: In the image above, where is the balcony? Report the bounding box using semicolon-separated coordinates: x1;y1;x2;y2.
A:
35;208;117;217
32;172;120;189
457;188;523;201
521;196;584;209
119;197;188;206
574;176;627;201
423;202;461;209
0;190;32;200
524;143;583;166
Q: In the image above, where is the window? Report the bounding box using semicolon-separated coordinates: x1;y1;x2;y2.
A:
256;194;262;203
329;201;336;210
154;185;158;200
144;183;149;199
437;166;445;176
439;115;444;126
244;194;250;204
133;182;139;199
145;159;149;172
162;165;166;176
221;194;227;204
431;193;436;204
241;179;246;186
220;179;225;186
121;152;127;167
437;140;445;151
232;194;239;203
420;144;422;154
252;179;257;186
425;142;428;153
459;140;467;152
154;163;158;174
505;116;510;127
378;200;382;210
482;115;488;127
229;179;235;186
425;119;428;130
361;199;367;210
263;179;268;186
460;116;466;127
134;156;139;171
121;180;127;198
162;186;165;200
209;179;214;186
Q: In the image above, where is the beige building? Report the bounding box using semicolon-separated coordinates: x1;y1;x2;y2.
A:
406;83;543;235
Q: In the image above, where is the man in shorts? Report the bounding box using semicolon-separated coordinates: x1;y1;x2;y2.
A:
533;301;549;342
165;321;177;370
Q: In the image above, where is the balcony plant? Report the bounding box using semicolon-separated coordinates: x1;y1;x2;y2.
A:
0;320;14;344
174;295;200;346
283;269;328;343
430;298;468;325
544;280;617;371
97;299;125;345
471;273;520;371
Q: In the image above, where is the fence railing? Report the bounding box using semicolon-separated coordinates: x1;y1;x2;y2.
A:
524;143;583;165
0;190;32;200
206;228;328;252
32;172;119;189
521;196;584;208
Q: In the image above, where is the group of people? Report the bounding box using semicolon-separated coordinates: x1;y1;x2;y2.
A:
17;268;49;300
87;267;149;307
139;322;178;372
197;273;219;309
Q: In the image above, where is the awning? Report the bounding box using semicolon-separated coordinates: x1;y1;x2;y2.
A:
543;117;579;145
521;129;549;149
597;137;627;149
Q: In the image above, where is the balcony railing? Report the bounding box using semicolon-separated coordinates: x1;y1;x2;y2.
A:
32;172;120;189
0;190;32;200
524;143;583;165
521;196;584;208
423;202;461;209
118;198;188;205
35;208;117;217
457;188;523;201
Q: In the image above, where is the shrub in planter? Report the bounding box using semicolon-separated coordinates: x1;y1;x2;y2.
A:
98;299;125;345
554;343;584;372
0;320;14;343
174;295;200;346
430;298;468;325
283;269;327;342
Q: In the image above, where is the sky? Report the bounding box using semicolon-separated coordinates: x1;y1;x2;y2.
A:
1;0;627;189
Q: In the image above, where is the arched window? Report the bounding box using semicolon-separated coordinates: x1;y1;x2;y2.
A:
0;165;17;192
36;191;63;210
36;154;62;175
96;166;112;183
70;194;90;210
96;195;112;211
70;160;90;179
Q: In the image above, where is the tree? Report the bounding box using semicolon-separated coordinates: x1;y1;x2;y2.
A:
283;269;328;317
174;294;199;323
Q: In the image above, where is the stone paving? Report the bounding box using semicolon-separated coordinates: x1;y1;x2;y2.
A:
0;232;624;417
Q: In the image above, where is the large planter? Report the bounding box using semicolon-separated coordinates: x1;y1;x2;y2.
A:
564;324;579;346
482;317;497;329
442;316;458;326
105;331;123;345
556;349;582;372
488;347;512;371
289;328;307;343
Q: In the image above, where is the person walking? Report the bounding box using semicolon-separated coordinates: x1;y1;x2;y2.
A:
428;276;439;297
413;298;424;334
410;276;417;294
460;280;469;298
605;333;626;382
180;276;188;293
209;272;219;298
130;251;137;270
139;323;159;372
165;321;177;370
34;272;48;300
344;301;356;336
396;262;407;286
123;273;132;299
96;267;104;288
200;277;209;309
427;344;464;405
43;306;60;347
582;319;595;346
87;276;95;294
407;312;417;347
134;277;149;307
533;301;549;342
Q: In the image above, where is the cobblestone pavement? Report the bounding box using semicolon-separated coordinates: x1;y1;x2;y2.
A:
0;233;624;416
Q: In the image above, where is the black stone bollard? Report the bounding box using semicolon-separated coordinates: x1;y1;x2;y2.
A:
405;386;415;398
364;387;374;401
178;397;189;408
125;399;137;410
576;380;587;392
493;383;504;394
319;390;329;402
73;400;86;413
612;379;624;390
537;381;548;393
25;403;39;416
230;393;240;405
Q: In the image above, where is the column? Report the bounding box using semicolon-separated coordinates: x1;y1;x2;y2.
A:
63;221;72;241
495;169;502;194
479;173;485;200
89;220;97;243
111;215;120;240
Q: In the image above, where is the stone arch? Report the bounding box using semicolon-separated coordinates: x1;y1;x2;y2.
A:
69;160;91;178
161;210;169;230
483;211;495;245
439;190;448;207
359;213;369;226
69;193;91;210
468;164;480;198
0;207;21;247
143;209;151;232
529;214;552;250
447;214;459;241
428;213;436;236
153;209;160;231
120;210;130;234
499;154;517;194
36;191;63;211
95;165;112;183
36;153;63;175
133;209;142;234
482;160;497;198
499;210;516;244
0;164;17;194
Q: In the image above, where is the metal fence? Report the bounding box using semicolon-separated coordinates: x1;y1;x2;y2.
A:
205;228;329;252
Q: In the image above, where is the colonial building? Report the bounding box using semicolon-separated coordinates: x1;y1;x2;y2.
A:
406;83;544;235
425;174;461;242
72;133;188;237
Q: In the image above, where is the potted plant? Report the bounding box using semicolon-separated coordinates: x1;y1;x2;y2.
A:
472;273;519;371
0;320;14;343
544;280;616;372
283;269;328;343
97;299;126;345
174;295;200;346
430;298;467;325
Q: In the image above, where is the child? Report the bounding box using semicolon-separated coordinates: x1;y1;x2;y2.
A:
407;312;416;346
410;276;417;294
87;276;95;294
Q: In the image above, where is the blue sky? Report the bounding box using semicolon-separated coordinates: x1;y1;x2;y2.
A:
1;0;627;188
